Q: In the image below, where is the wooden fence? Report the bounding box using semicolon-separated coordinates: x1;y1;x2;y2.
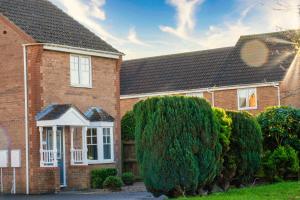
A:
122;140;140;177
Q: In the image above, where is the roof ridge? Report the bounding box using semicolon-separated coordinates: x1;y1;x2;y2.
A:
239;29;300;39
124;46;234;62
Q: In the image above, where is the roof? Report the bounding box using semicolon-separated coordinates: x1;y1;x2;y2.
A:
85;107;114;122
121;47;233;95
0;0;119;53
216;30;297;87
121;30;297;95
36;104;73;121
36;104;114;122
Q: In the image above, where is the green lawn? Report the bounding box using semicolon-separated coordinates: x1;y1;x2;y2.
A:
177;182;300;200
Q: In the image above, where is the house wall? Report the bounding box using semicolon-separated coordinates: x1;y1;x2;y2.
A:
120;86;280;117
280;53;300;108
0;16;34;194
25;47;122;193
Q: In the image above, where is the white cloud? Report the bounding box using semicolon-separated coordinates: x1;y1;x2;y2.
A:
160;0;204;39
127;27;150;46
89;0;106;20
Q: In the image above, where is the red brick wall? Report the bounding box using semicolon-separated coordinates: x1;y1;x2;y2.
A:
29;49;122;192
0;15;34;194
120;86;280;117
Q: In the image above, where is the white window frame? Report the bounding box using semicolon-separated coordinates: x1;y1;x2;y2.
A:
70;54;92;88
86;126;114;164
237;88;258;110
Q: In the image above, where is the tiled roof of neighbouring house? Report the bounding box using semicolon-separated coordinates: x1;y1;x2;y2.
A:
121;47;234;95
121;30;297;96
0;0;120;53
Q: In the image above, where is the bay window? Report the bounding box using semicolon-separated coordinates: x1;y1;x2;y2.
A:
86;127;114;164
237;88;257;110
70;55;92;87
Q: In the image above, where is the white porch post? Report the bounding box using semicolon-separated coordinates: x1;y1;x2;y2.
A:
70;127;74;165
39;127;43;167
82;127;88;165
52;126;58;167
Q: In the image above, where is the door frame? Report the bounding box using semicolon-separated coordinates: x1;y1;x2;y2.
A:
57;127;67;187
62;127;67;187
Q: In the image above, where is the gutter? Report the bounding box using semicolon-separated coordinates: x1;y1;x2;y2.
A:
22;45;29;195
206;89;215;107
273;83;281;106
120;82;280;99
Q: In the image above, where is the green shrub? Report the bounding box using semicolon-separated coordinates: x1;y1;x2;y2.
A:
213;108;233;190
103;176;124;191
263;146;299;181
134;96;222;197
121;111;136;141
91;168;118;188
257;106;300;153
122;172;134;185
226;111;263;185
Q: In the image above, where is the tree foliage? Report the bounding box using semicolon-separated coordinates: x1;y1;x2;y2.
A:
257;106;300;152
212;108;233;190
121;110;136;141
263;146;299;182
134;96;221;197
226;111;263;184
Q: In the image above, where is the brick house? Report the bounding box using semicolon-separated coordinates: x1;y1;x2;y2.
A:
0;0;123;194
120;31;300;117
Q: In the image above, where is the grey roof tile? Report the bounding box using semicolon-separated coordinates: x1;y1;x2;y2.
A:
0;0;119;53
121;30;297;95
84;107;114;122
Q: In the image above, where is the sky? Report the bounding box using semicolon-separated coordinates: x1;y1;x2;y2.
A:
49;0;300;60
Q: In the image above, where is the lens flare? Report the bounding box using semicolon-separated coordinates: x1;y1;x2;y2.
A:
0;126;10;150
241;39;269;67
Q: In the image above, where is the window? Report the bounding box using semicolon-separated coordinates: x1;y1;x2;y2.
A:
185;92;203;98
237;88;257;110
87;128;98;161
103;128;112;160
70;55;92;87
86;127;114;164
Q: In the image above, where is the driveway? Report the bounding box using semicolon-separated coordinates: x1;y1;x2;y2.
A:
0;191;156;200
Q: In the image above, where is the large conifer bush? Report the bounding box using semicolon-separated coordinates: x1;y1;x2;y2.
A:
133;96;221;197
121;110;135;141
226;111;263;185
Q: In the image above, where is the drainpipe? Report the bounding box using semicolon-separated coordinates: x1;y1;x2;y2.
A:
22;45;29;195
207;89;215;107
273;83;281;106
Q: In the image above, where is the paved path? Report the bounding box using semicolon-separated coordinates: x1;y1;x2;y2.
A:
0;191;156;200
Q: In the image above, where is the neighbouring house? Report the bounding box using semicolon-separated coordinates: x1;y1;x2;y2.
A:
0;0;123;194
120;30;300;117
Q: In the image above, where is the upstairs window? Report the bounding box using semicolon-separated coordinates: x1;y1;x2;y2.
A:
237;88;257;110
70;55;92;87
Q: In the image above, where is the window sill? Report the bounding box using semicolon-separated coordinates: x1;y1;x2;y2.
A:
70;84;93;89
87;160;115;165
238;106;257;111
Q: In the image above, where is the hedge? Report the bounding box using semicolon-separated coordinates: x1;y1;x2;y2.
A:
91;168;118;189
226;111;263;185
134;96;222;197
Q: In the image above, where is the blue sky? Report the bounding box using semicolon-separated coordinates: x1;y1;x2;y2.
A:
49;0;300;59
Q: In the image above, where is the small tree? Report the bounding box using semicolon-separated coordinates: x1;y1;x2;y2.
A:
257;106;300;153
134;96;221;197
226;111;263;185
